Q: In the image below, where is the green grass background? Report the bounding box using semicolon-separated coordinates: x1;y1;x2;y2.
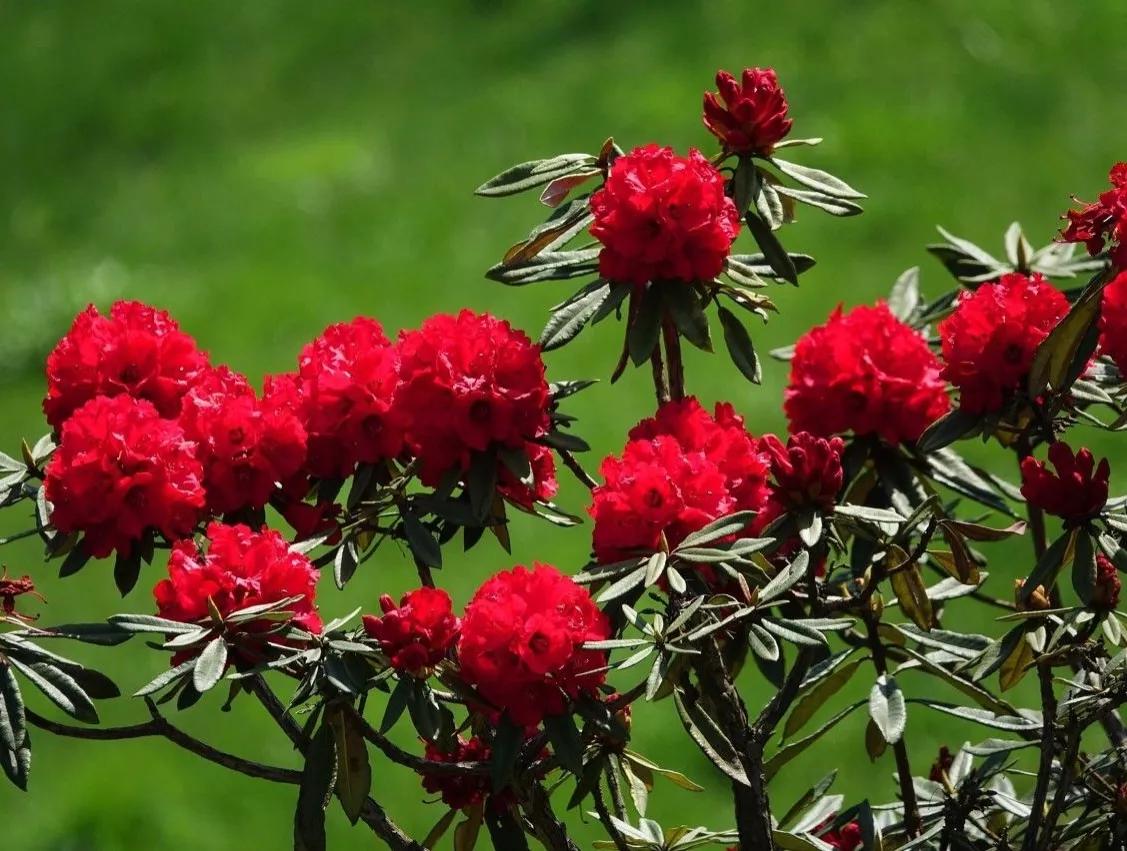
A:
2;2;1127;848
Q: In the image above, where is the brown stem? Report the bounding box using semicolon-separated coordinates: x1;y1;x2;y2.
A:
661;316;685;401
650;338;670;405
592;779;631;851
1024;662;1057;851
1041;726;1081;848
521;780;580;851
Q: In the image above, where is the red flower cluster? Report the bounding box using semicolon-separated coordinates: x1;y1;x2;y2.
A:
457;564;609;727
1061;162;1127;269
291;317;404;480
397;311;552;487
153;522;321;634
1100;271;1127;377
759;432;844;513
1020;442;1110;525
498;443;559;509
590;398;770;563
938;273;1068;414
44;300;209;430
1094;554;1121;610
421;736;494;810
45;396;205;558
822;822;862;851
703;68;793;156
363;587;459;675
785;302;949;445
178;367;307;515
589;144;740;286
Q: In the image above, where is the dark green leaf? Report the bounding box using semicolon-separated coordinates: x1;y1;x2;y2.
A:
113;551;142;597
1029;274;1104;395
380;676;412;734
917;408;981;453
294;721;337;851
744;212;797;285
673;689;749;786
327;703;371;826
1019;529;1074;604
765;702;864;781
134;657;197;698
402;508;442;569
627;286;662;365
487;249;600;286
8;658;98;724
717;306;761;384
490;715;523;792
663;285;712;352
475;154;597;197
540;281;613;351
1072;526;1097;605
544;713;584;776
783;658;863;740
0;728;31;790
0;665;25;751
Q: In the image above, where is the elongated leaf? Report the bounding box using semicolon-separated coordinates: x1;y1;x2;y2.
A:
134;657;198;698
0;665;25;751
0;729;31;790
766;702;865;781
476;154;597;197
1029;275;1104;395
888;267;921;321
486;249;600;285
744;212;797;284
748;623;780;661
490;716;523;792
913;700;1040;731
1019;529;1075;604
868;675;906;744
595;565;647;604
1072;527;1097;605
784;658;864;740
717;305;762;384
763;617;828;647
544;713;584;776
917;408;980;453
327;703;371;825
889;560;934;631
540;281;614;351
773;185;863;216
192;637;228;694
760;552;809;604
402;508;442;569
673;689;749;786
627;286;662;365
294;721;337;851
8;658;98;724
770;158;865;199
664;285;712;352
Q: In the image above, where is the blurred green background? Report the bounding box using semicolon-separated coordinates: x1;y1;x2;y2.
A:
3;1;1127;848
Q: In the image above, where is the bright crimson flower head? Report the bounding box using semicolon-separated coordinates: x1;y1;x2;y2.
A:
178;366;307;515
497;442;559;508
938;273;1068;414
457;563;609;727
1099;271;1127;376
785;302;950;445
1020;442;1110;525
591;398;770;564
822;822;862;851
153;521;321;634
759;431;844;512
703;67;793;156
397;310;551;486
421;736;496;810
362;587;459;675
589;144;740;286
43;300;210;430
1061;162;1127;269
45;395;205;559
291;317;404;479
1094;554;1121;610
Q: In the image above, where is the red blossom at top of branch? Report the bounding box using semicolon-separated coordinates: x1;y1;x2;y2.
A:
938;273;1068;414
362;587;459;676
1061;162;1127;269
1019;442;1110;525
43;300;210;430
703;67;793;156
784;302;950;445
589;144;740;286
1099;270;1127;377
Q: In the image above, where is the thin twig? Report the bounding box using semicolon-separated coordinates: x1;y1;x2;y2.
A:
558;449;598;491
1024;662;1058;851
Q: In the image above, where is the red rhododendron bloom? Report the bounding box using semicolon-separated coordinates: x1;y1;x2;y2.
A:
43;300;209;429
397;311;551;486
178;366;307;515
703;67;793;156
153;522;321;634
1099;270;1127;376
785;302;949;445
589;144;740;286
421;737;494;810
759;432;844;512
822;822;862;851
45;396;205;558
938;273;1068;414
1020;442;1110;525
498;442;559;508
362;587;459;674
291;317;404;479
1094;554;1121;610
590;398;770;564
1061;162;1127;269
458;563;609;727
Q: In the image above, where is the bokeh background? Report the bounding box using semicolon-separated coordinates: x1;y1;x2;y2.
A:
3;2;1127;848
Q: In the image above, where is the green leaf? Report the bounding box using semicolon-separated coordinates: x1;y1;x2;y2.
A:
540;280;614;351
663;285;712;352
913;700;1040;732
762;617;828;647
673;689;749;786
327;703;371;826
486;249;600;286
717;306;761;384
770;158;865;199
744;212;797;285
677;512;758;549
726;253;816;282
380;676;411;734
627;286;662;366
773;185;863;216
475;154;597;197
0;665;26;751
868;674;906;744
8;658;98;724
1028;273;1105;396
192;637;228;694
544;713;584;776
1072;526;1097;606
732;156;757;214
490;715;523;793
1019;529;1074;604
783;658;864;740
748;623;780;661
0;728;31;790
766;702;864;781
402;507;442;569
113;550;143;597
595;565;647;604
134;657;197;698
889;560;934;631
888;267;921;321
294;721;338;851
917;408;980;453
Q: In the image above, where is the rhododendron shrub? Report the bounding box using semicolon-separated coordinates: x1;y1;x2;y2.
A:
5;67;1127;851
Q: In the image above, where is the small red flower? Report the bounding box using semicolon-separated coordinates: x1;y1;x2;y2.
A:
421;736;496;810
1061;162;1127;269
785;302;950;445
43;301;209;430
822;822;862;851
703;67;793;156
1099;270;1127;376
1020;442;1110;525
397;311;551;486
0;569;44;617
1094;554;1121;610
759;431;844;512
589;144;740;286
938;273;1068;414
178;366;307;515
590;398;770;564
458;564;609;727
153;521;321;634
291;317;405;479
929;745;955;782
45;395;205;558
362;587;459;675
497;442;559;508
